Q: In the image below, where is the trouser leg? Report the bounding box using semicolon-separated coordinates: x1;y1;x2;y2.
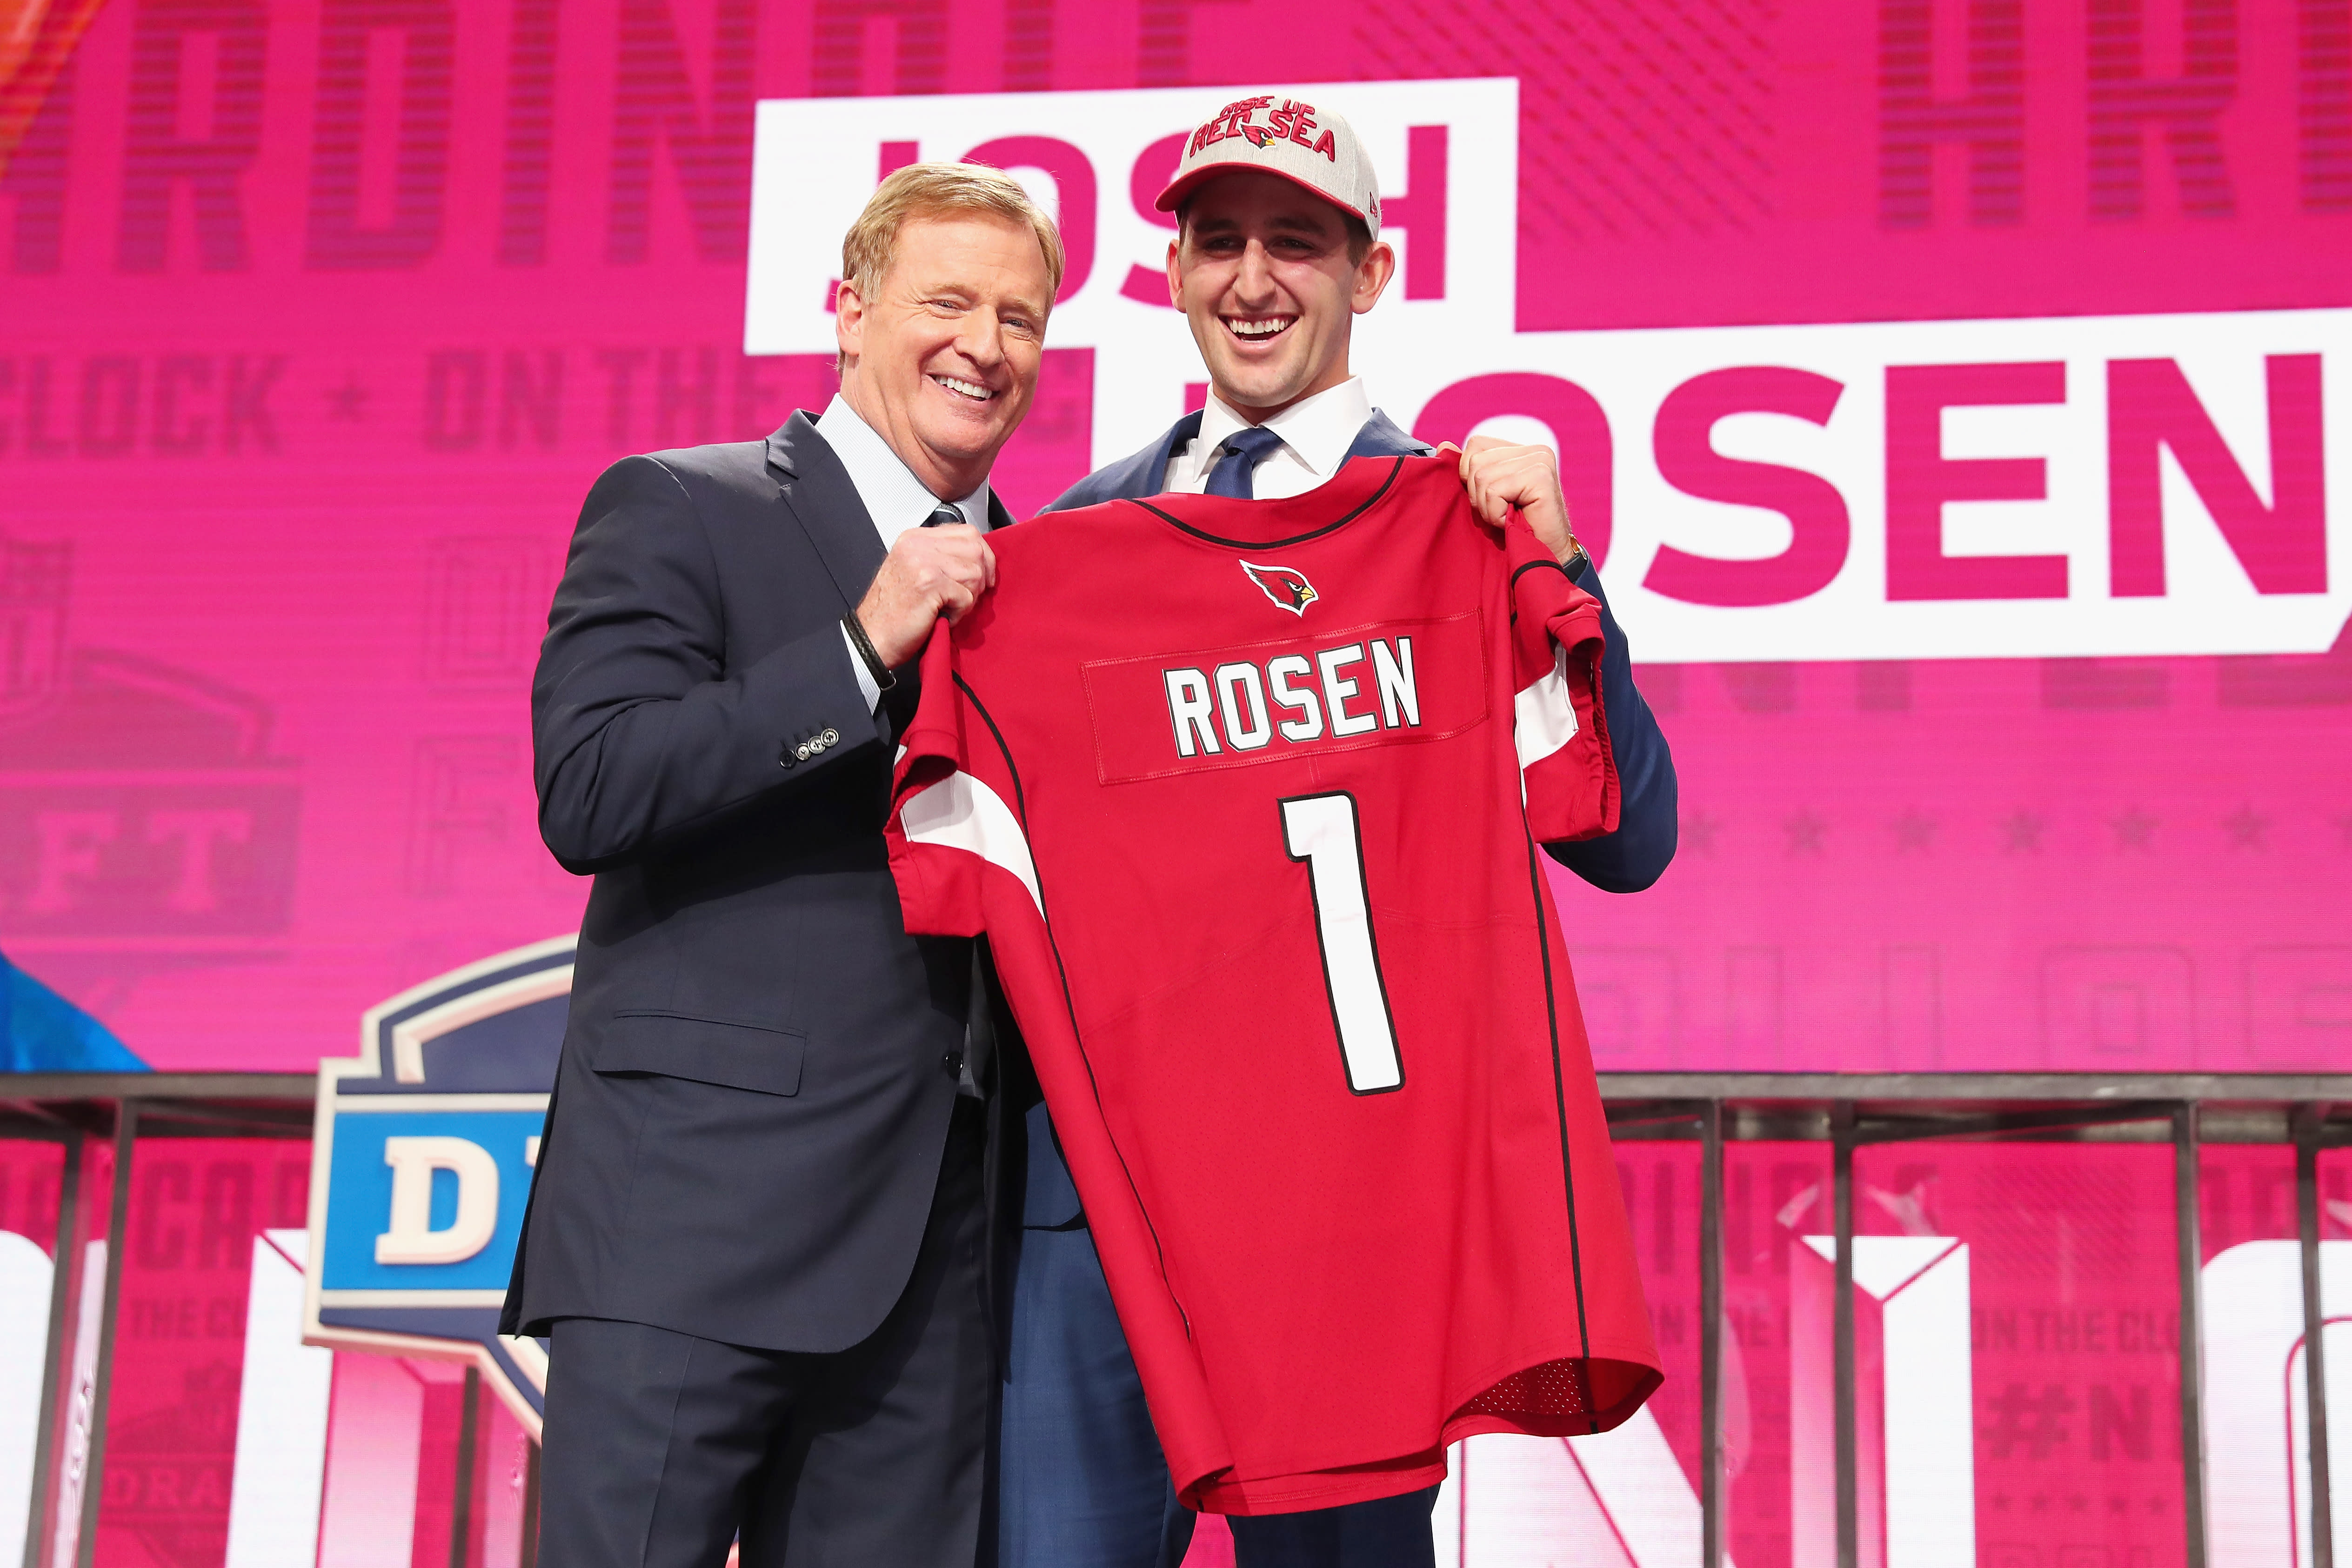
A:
741;1095;994;1568
1227;1485;1442;1568
536;1317;791;1568
996;1219;1195;1568
538;1101;993;1568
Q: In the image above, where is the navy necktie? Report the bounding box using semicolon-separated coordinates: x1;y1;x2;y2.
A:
924;503;962;527
1203;424;1287;499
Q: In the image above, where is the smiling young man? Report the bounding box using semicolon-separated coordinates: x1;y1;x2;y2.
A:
507;164;1059;1568
996;99;1678;1568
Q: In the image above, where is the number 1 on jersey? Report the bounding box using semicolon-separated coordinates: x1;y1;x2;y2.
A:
1280;793;1404;1094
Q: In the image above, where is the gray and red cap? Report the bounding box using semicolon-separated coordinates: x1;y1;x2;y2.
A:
1156;94;1382;240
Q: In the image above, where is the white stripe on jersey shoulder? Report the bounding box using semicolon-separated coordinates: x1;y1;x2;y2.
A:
1513;645;1581;772
899;769;1042;915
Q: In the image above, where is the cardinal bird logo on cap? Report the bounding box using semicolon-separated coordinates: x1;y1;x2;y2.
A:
1241;561;1318;615
1238;121;1276;148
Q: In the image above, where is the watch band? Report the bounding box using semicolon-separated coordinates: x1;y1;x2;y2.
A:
842;612;896;692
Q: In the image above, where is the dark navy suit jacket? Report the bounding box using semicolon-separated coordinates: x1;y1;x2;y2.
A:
504;412;1017;1353
1022;407;1679;1227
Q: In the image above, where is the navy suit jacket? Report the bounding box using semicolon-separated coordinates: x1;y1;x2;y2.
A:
504;412;1018;1353
1020;408;1679;1226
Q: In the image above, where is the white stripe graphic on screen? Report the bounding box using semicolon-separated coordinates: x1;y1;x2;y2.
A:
1456;1422;1730;1568
2199;1239;2352;1566
226;1230;332;1568
1797;1235;1975;1568
0;1231;53;1568
1456;1433;1624;1566
1280;793;1403;1094
313;1353;423;1568
899;770;1042;914
2288;1321;2352;1568
1431;1441;1462;1568
49;1240;104;1568
1566;1405;1712;1567
1513;645;1579;772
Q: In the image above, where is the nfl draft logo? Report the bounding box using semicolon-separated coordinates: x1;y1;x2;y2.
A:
303;937;573;1432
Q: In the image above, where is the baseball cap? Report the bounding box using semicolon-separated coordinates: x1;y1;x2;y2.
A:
1156;94;1382;240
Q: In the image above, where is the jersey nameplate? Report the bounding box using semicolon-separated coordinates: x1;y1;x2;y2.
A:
1081;614;1490;785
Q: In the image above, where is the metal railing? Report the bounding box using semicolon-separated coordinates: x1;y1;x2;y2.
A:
4;1070;2349;1568
3;1076;313;1568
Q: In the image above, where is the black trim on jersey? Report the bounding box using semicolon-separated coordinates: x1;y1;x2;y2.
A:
1277;789;1406;1097
1130;457;1406;549
1512;553;1600;1409
1509;557;1570;591
954;672;1030;822
1523;825;1593;1404
1506;557;1571;629
954;672;1193;1337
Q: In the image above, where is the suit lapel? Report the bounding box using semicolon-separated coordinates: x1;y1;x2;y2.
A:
765;412;929;738
1345;409;1435;462
1148;410;1205;494
766;412;888;613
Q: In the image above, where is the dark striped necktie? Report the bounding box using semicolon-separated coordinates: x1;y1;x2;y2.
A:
1203;424;1287;499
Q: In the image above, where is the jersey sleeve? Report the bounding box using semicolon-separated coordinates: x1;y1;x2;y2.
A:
886;620;1043;938
1506;517;1622;845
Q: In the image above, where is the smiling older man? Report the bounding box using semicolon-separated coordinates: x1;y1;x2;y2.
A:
504;163;1060;1568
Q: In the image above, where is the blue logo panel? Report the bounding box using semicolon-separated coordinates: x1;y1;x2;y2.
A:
321;1109;546;1293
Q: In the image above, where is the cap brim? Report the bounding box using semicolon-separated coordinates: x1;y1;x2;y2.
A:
1154;160;1371;225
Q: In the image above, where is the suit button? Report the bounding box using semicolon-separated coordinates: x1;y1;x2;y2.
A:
942;1053;963;1075
821;727;840;745
794;743;811;761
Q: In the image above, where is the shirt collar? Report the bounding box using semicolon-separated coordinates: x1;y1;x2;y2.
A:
817;393;992;535
1195;377;1374;483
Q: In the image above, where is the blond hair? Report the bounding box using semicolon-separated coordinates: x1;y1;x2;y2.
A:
839;161;1066;314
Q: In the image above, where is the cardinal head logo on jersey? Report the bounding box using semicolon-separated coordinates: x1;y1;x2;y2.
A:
1241;561;1318;615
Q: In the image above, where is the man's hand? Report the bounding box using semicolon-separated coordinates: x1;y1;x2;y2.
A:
1446;436;1583;568
855;524;998;668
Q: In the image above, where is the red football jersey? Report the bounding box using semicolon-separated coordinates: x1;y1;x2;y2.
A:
886;455;1661;1514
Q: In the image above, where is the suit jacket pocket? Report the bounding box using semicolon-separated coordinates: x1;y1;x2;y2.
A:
594;1012;807;1096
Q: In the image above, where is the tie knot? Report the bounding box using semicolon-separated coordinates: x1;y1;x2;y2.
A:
1203;423;1288;499
1222;425;1286;463
924;503;962;528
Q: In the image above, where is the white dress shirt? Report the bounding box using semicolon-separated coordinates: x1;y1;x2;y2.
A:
819;393;992;711
1161;376;1375;500
819;395;995;1098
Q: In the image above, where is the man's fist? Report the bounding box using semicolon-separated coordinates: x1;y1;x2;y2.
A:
855;523;998;668
1446;435;1583;568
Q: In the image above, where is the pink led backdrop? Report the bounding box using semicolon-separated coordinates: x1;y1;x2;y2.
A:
0;0;2346;1071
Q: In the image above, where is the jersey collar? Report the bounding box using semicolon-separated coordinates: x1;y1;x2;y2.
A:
1196;377;1374;486
1129;454;1410;550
